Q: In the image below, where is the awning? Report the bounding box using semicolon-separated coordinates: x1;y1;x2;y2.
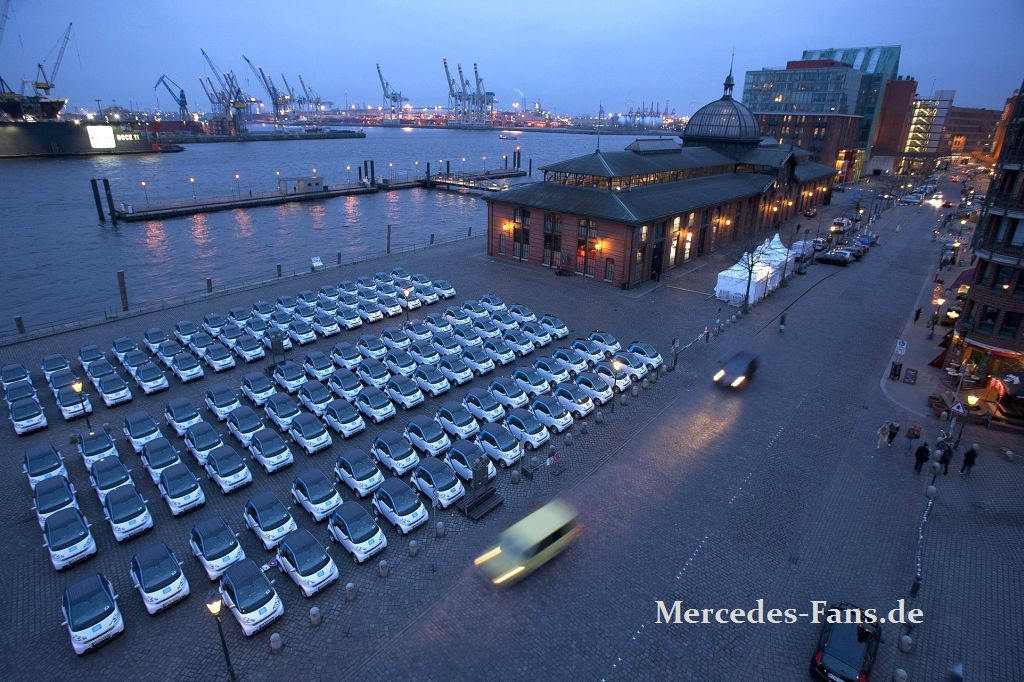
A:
951;267;975;289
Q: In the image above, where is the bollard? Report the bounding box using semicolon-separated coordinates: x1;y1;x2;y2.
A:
206;278;213;293
548;444;557;460
408;540;419;557
650;370;658;384
14;316;25;335
277;263;283;278
631;386;640;398
467;224;472;238
529;456;539;470
564;433;574;448
309;606;322;627
732;314;738;322
580;422;588;435
345;582;356;601
939;410;949;421
892;669;908;682
378;559;389;578
510;468;521;484
435;521;445;538
642;378;650;390
270;632;283;654
898;634;913;653
925;485;937;499
430;233;435;245
620;394;629;407
117;270;129;311
595;410;604;424
337;252;342;264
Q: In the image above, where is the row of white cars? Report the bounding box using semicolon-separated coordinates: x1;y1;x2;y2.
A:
2;267;455;436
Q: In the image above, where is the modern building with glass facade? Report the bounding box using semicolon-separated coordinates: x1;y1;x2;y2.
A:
484;73;837;288
898;90;955;174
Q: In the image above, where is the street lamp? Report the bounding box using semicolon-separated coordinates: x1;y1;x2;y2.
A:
402;287;412;322
189;176;196;201
234;173;240;197
346;164;352;184
71;379;91;431
929;296;946;340
140;181;149;207
206;592;237;682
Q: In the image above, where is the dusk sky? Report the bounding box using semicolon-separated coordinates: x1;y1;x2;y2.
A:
2;0;1021;116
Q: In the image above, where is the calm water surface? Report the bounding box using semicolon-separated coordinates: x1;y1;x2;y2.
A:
0;127;611;332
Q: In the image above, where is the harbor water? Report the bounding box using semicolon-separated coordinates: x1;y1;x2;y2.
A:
0;127;609;335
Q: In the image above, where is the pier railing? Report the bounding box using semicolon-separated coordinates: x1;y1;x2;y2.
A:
1;231;482;347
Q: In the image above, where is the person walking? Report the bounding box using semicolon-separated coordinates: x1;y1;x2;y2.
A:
703;326;710;344
779;314;786;333
877;420;891;449
905;422;921;452
914;442;930;473
960;444;978;477
886;420;901;447
940;443;953;475
914;308;922;324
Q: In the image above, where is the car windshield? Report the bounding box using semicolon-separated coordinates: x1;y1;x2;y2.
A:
138;364;163;381
435;279;452;289
274;400;299;418
391;487;420;515
165;469;198;497
367;392;388;409
6;381;35;402
146;442;179;469
201;524;238;560
289;535;330;575
47;512;87;550
11;400;41;419
214;452;245;476
208;346;229;359
109;490;145;523
385;436;414;459
43;356;69;372
344;511;378;543
336;373;359;390
258;433;288;457
129;416;157;436
36;481;72;514
431;466;458;491
67;581;114;631
255;500;290;531
170;402;198;421
297;418;326;438
345;454;375;480
2;365;28;382
236;411;262;431
211;389;238;406
138;550;181;592
247;376;273;392
825;621;871;666
473;391;499;411
303;476;335;504
418;420;444;441
493;428;517;450
193;427;221;449
233;571;274;614
81;434;113;456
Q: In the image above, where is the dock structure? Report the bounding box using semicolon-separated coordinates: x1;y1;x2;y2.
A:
107;168;527;223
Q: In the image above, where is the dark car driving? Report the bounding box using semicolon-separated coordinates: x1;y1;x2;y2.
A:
712;351;758;388
810;602;881;681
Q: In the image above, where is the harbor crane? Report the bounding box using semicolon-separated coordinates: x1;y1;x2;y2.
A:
280;73;297;113
376;64;406;119
154;74;190;120
243;55;285;125
199;48;247;133
33;22;72;96
472;63;496;120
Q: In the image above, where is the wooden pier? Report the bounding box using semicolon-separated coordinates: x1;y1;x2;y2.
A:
106;168;526;223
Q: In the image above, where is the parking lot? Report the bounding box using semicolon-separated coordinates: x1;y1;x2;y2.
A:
3;184;1022;680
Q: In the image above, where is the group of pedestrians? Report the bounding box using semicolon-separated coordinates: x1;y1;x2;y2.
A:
878;417;980;477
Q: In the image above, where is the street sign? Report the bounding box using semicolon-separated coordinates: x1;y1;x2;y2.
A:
895;339;907;355
951;401;966;415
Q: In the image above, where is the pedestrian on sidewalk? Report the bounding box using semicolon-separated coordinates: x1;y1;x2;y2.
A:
960;444;978;477
703;326;710;343
886;420;901;447
715;308;722;335
779;314;786;333
940;443;953;474
914;308;922;324
877;420;891;449
914;442;930;473
905;422;921;451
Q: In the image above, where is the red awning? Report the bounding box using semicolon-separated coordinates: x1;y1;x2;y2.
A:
951;267;975;289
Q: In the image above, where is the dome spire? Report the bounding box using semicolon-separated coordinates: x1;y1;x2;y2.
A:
723;50;735;99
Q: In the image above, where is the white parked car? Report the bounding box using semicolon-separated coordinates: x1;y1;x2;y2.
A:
512;368;551;398
474;423;523;467
530;395;574;434
408;341;441;366
303;351;335;381
276;528;339;597
272;361;306;394
323;399;366;439
241;372;277;406
356;334;388;361
291;470;343;521
244;491;298;550
424;314;453;336
538;314;570;339
32;475;78;530
226;406;265;448
61;573;123;655
288;413;333;455
403;321;434;342
502;330;535;357
355;387;397;424
461;348;495;376
570;339;605;366
132;362;169;395
432;279;456;299
588;330;621;356
611;351;649;381
206;384;242;420
463;388;507;423
521;321;553;348
298;380;333;417
358;358;392;389
413;364;451;397
504;408;552;450
386;374;426;410
102;484;154;542
265;393;302;432
204;446;254;494
140;438;182;486
508;304;537;323
436;402;480;440
55;387;93;422
129;542;190;614
88;456;132;503
533;357;571;385
75;430;117;471
96;374;133;408
184;422;224;466
372;477;428;535
203;343;237;372
164;398;203;437
479;294;507;313
171;352;205;383
553;382;596;419
553;347;589;376
24;444;68;490
44;507;97;571
123;411;163;453
370;430;421;476
311;313;341;337
287;320;317;346
437;356;474;385
234;334;266;362
157;463;206;516
385;350;417;377
247;429;295;474
334;448;384;498
219;559;284;636
380;327;412;351
142;328;168;354
190;516;246;580
331;342;363;370
575;371;614;405
411;457;465;509
404;415;452;457
444;439;497;483
594;360;633;393
328;503;387;563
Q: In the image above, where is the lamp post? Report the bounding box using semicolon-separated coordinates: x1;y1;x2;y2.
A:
953;393;979;449
403;287;412;323
928;296;946;340
346;165;352;184
206;593;238;682
140;181;150;207
234;173;240;198
71;380;91;431
189;176;196;201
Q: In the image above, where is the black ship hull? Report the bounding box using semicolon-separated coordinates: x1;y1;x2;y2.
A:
0;121;173;158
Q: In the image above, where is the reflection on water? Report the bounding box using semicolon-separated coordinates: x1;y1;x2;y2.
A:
0;127;600;331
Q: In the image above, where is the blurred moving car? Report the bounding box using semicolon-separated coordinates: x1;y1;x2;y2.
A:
475;500;581;586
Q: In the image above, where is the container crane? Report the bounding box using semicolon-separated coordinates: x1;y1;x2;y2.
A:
33;22;72;96
199;48;246;133
154;74;190;120
280;74;298;113
243;55;284;125
376;63;406;119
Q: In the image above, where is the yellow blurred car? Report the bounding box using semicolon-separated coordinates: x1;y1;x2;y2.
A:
474;500;580;586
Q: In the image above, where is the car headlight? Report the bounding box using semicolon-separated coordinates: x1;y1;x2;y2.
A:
713;369;725;381
731;376;745;387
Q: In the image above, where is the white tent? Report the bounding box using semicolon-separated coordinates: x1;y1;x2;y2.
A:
715;252;771;305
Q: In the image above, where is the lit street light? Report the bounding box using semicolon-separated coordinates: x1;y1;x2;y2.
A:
206;592;237;682
403;287;412;322
140;181;149;207
71;379;91;430
234;173;240;198
189;176;196;201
